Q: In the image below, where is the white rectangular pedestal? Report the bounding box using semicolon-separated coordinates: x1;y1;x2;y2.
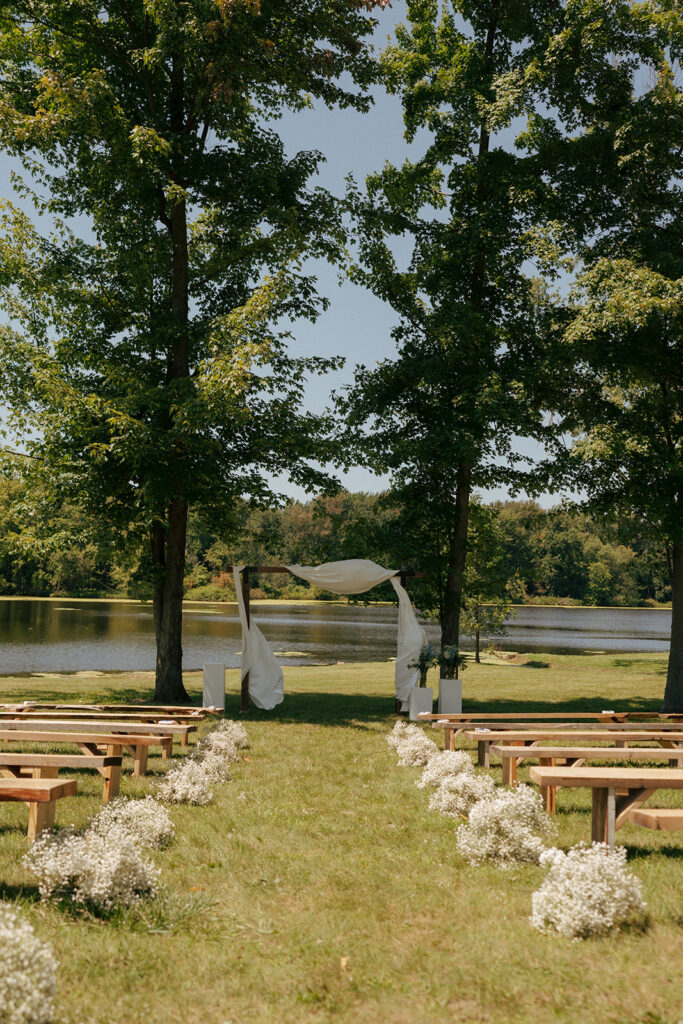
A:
203;663;226;711
438;678;462;714
408;686;433;721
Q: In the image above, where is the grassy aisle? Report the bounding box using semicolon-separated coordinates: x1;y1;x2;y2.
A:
0;654;681;1024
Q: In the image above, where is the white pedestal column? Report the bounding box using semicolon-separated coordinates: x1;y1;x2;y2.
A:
408;686;434;721
203;663;226;711
438;678;462;714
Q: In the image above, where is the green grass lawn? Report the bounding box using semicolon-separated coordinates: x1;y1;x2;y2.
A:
0;652;681;1024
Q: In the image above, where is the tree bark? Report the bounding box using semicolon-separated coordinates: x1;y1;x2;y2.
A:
154;498;190;703
441;460;472;669
474;601;481;664
662;541;683;711
152;57;191;703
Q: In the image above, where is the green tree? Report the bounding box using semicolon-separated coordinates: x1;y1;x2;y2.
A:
550;58;683;708
342;0;669;656
461;500;523;663
0;0;389;701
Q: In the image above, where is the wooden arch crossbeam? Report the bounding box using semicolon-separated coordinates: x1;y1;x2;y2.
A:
226;565;421;712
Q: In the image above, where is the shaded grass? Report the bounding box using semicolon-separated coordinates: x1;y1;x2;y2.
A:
0;653;681;1024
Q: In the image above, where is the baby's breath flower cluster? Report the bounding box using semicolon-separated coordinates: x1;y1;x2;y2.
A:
89;797;175;849
416;749;474;789
157;758;214;805
203;718;249;751
531;843;646;938
157;719;249;804
386;720;409;749
387;721;439;766
428;771;496;818
456;785;555;868
0;902;57;1024
24;829;159;912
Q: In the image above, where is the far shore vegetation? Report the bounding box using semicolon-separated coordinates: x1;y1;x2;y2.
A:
0;484;671;612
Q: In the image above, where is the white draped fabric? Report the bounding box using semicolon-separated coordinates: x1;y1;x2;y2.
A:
235;558;425;708
233;566;284;710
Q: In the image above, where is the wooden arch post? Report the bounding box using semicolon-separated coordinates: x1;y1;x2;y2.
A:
230;565;421;713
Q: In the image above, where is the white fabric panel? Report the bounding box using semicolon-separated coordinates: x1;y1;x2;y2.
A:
286;558;397;594
233;566;284;710
287;559;425;703
390;576;427;703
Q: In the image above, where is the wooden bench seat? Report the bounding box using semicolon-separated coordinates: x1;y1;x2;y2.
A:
0;720;185;755
529;766;683;847
0;709;205;734
0;777;77;841
462;729;683;767
625;808;683;831
2;703;217;717
0;752;122;802
490;745;683;804
0;729;167;777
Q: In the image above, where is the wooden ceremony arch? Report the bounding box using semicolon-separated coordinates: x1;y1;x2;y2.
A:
227;565;421;712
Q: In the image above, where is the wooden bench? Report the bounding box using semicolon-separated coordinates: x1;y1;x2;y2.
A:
3;703;217;717
0;719;190;752
0;752;122;803
626;808;683;831
0;729;167;777
429;718;683;751
0;708;206;730
491;745;683;811
0;777;77;841
462;729;683;768
529;766;683;847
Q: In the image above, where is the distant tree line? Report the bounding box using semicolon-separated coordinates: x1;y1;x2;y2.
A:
0;479;668;611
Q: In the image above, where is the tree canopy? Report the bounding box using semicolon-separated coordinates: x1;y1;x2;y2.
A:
0;0;390;700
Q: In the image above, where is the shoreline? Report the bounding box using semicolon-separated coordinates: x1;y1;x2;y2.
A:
0;594;673;611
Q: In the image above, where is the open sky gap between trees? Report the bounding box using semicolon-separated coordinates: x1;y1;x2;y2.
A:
0;2;680;708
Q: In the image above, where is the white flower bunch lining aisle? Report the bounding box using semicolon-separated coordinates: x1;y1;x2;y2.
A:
234;559;426;709
386;723;648;938
157;718;247;804
530;843;646;938
0;901;57;1024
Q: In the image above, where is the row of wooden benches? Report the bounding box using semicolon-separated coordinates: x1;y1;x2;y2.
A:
416;711;683;847
0;704;218;840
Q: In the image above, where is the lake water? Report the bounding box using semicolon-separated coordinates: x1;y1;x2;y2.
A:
0;598;673;674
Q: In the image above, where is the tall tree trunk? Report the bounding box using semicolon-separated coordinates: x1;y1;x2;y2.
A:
153;57;191;703
474;600;481;664
441;460;472;671
438;7;497;678
155;498;190;703
662;541;683;711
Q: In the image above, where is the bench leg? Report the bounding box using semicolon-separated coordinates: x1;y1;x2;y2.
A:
477;741;489;768
538;758;556;814
502;755;516;787
162;738;173;759
103;746;122;802
592;788;617;847
132;746;148;777
28;801;54;842
448;728;455;752
180;733;189;748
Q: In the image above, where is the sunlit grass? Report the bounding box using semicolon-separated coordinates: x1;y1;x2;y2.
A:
0;654;681;1024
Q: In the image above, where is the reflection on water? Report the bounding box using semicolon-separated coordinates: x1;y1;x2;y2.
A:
0;598;673;674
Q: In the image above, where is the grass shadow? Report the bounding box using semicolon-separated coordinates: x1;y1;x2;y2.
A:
0;881;41;903
238;690;397;728
624;845;683;861
460;696;665;714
